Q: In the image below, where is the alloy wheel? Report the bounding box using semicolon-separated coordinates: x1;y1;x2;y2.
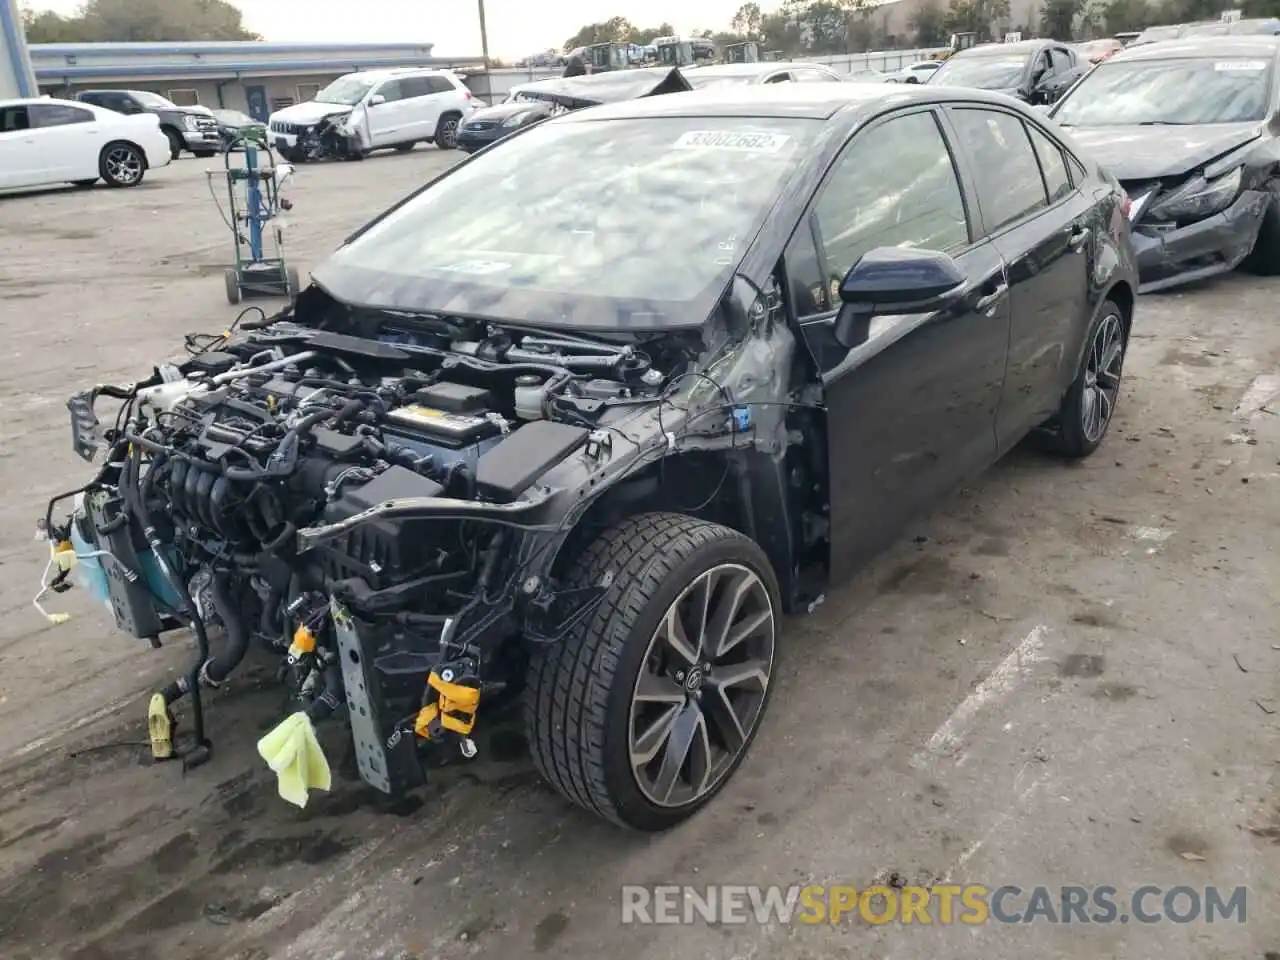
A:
1081;312;1124;443
106;147;143;185
628;562;775;808
438;118;459;148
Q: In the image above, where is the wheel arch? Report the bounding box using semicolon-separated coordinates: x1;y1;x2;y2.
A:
99;138;149;169
542;443;824;617
1104;278;1135;342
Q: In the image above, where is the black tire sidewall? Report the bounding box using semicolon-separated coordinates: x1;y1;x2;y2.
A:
163;128;183;159
1058;301;1125;457
435;114;460;150
594;528;781;831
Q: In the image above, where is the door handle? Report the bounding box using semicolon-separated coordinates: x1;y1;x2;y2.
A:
1068;225;1090;250
975;283;1008;315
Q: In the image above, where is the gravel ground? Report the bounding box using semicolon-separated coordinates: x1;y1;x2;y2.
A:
0;148;1277;960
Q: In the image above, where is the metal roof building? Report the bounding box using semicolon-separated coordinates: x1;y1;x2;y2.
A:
26;40;485;119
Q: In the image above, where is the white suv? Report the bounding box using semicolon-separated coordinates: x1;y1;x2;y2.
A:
267;68;478;158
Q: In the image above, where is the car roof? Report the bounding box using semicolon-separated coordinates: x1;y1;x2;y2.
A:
952;39;1058;57
559;80;1040;122
687;61;832;76
0;95;79;108
1109;34;1280;61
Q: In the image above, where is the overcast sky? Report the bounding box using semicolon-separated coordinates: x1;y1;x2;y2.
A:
32;0;754;58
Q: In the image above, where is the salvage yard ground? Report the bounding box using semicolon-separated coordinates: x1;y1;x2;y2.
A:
0;150;1278;960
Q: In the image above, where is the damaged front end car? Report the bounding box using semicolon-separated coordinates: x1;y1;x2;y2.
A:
40;107;831;830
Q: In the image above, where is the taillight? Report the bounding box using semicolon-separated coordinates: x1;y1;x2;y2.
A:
464;91;474;100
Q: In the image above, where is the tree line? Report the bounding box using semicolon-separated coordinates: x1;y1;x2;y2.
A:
22;0;257;43
560;0;1280;58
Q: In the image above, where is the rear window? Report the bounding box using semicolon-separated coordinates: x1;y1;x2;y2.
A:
1052;56;1273;125
930;53;1030;89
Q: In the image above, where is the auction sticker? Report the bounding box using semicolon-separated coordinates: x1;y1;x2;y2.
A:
673;130;791;152
1214;60;1267;70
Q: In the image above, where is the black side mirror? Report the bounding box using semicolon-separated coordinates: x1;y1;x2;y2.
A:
832;247;967;348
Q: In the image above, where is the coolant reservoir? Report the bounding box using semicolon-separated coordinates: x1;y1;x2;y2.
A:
513;375;545;420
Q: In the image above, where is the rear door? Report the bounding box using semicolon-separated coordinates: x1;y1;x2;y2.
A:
944;105;1094;450
0;104;39;188
28;102;101;181
784;107;1010;578
415;75;458;137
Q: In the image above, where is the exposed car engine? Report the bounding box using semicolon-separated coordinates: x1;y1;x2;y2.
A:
39;296;813;805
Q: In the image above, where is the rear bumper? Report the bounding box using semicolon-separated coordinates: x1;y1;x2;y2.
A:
1133;189;1270;292
142;131;172;169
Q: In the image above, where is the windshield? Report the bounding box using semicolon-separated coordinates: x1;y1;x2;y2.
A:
215;110;255;125
132;91;176;108
930;53;1029;89
1052;56;1272;125
315;75;376;105
311;116;817;330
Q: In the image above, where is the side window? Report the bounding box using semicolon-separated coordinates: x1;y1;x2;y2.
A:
374;80;404;103
949;108;1048;232
78;93;104;106
793;110;969;319
1067;153;1088;186
792;68;834;82
1048;48;1073;73
30;103;95;128
764;72;793;83
1026;125;1072;203
398;76;433;99
0;106;30;132
423;76;457;95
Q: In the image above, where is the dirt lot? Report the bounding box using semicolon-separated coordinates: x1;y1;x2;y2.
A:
0;148;1277;960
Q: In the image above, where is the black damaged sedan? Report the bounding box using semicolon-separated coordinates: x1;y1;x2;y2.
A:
1050;36;1280;291
51;83;1136;831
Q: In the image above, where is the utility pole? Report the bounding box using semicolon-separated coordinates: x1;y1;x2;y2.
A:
477;0;490;64
476;0;492;103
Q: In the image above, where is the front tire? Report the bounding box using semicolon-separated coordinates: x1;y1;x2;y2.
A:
163;128;183;160
1047;300;1127;458
99;142;146;188
525;513;780;830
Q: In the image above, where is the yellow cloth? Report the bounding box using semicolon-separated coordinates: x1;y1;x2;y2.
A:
256;711;331;808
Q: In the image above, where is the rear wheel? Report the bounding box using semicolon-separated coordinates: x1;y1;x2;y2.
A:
394;142;416;153
193;150;217;159
99;142;146;188
525;513;779;830
434;113;461;150
1045;301;1126;458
